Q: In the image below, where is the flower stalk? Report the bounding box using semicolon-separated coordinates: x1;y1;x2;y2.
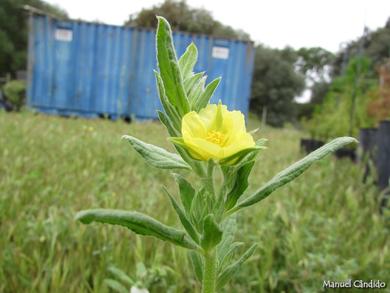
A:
202;250;217;293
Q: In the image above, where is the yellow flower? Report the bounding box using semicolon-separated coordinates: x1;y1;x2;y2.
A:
180;103;255;161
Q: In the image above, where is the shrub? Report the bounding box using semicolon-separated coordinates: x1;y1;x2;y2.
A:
3;80;26;111
305;57;377;139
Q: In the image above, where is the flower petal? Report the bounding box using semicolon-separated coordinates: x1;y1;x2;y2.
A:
180;103;258;162
223;132;255;158
198;104;229;131
183;137;223;160
182;111;207;138
198;104;217;129
229;110;246;133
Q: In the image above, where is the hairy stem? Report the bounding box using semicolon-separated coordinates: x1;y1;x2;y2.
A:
202;250;217;293
203;161;215;196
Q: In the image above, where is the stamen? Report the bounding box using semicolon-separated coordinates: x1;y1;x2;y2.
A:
206;130;226;146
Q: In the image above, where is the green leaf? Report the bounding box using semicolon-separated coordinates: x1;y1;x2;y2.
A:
224;161;255;211
178;42;198;80
104;279;129;293
173;173;195;214
235;137;357;211
188;77;206;106
122;135;190;170
188;251;203;282
156;16;190;116
168;137;207;177
168;137;186;148
154;70;170;112
231;138;267;169
219;138;267;167
216;217;242;271
169;137;206;161
219;146;263;166
107;266;134;287
218;242;244;271
154;71;181;129
163;188;200;243
184;72;205;94
216;244;257;290
157;110;179;137
190;188;210;231
201;214;223;251
193;77;221;111
76;209;197;249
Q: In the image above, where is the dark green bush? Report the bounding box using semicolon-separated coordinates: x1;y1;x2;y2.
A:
3;80;26;111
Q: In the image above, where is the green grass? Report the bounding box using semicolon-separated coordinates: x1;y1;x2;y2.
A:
0;111;389;292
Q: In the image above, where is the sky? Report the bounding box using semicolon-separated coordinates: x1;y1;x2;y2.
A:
46;0;390;52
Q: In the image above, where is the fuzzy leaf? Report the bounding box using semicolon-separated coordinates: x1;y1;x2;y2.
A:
156;16;189;115
157;110;179;137
216;244;257;290
188;251;203;282
164;188;199;243
224;161;255;211
201;214;223;251
234;138;267;169
235;137;357;211
188;77;206;106
217;217;242;271
178;42;198;80
168;137;207;177
193;77;221;111
154;71;181;130
219;138;266;167
169;136;207;162
76;209;197;249
184;72;205;94
173;173;195;214
122;135;190;170
219;146;263;166
218;242;244;271
190;188;209;231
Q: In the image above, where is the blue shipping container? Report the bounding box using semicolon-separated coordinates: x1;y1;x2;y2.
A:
27;14;255;119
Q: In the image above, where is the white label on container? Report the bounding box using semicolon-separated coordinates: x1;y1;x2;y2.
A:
55;29;73;42
212;46;229;59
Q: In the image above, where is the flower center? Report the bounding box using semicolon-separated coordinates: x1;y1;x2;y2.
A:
206;130;226;146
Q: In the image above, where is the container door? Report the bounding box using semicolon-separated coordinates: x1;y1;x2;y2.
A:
208;41;230;104
53;26;74;109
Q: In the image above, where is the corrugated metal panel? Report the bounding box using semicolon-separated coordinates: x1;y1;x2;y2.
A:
27;14;255;119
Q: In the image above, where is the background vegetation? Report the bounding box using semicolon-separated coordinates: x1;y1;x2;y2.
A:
250;46;305;127
305;57;378;139
0;112;388;292
0;0;67;78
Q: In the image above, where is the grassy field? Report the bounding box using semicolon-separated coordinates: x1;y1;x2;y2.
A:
0;111;389;292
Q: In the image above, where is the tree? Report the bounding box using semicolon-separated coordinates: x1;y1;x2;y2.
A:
125;0;250;41
250;45;305;127
0;0;67;77
296;47;335;82
332;19;390;77
294;47;335;119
